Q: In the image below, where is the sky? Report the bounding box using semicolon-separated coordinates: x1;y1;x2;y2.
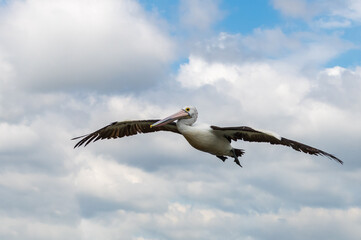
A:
0;0;360;239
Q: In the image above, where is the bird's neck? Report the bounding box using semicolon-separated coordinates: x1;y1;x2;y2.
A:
176;119;194;132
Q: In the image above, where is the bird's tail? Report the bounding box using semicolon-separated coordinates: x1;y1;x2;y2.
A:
233;148;245;157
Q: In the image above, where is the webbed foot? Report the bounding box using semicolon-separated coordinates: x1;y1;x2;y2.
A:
232;149;243;168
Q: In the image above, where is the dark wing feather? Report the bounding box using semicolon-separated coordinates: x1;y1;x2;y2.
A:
211;126;343;164
73;120;180;148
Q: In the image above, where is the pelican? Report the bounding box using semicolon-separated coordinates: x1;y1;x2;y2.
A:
73;106;343;167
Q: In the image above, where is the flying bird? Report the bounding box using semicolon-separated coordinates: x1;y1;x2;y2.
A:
73;106;343;167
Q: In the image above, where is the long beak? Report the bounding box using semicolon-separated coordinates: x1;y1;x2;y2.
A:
150;109;190;128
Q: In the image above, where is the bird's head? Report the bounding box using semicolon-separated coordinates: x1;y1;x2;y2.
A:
150;106;198;128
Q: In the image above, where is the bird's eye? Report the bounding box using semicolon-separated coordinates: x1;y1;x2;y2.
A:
185;107;190;112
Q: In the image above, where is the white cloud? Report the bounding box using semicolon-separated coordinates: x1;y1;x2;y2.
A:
73;154;172;211
271;0;326;19
0;123;38;152
0;0;174;92
332;0;361;22
272;0;361;25
311;66;361;111
176;30;357;125
179;0;223;32
314;18;352;29
190;30;353;69
177;55;310;118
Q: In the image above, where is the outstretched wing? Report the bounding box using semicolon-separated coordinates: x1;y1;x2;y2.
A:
211;125;343;164
73;120;180;148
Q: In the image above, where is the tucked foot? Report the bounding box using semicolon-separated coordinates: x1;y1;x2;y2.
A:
216;155;227;162
232;148;243;168
234;158;243;168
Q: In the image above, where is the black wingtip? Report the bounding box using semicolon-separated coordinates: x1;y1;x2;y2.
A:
336;157;344;165
323;153;343;165
73;141;81;148
71;134;88;140
333;156;344;165
71;135;88;148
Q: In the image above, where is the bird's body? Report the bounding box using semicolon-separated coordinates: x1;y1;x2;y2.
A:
73;106;343;167
178;122;232;157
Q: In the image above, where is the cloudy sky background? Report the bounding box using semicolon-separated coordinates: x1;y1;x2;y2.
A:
0;0;360;239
